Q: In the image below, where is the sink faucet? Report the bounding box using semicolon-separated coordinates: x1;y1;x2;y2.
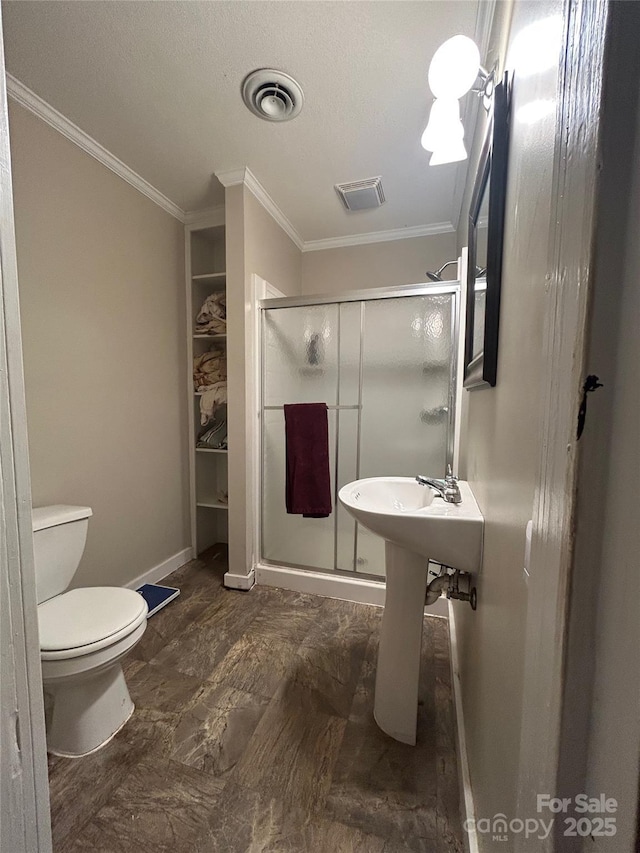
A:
416;465;462;504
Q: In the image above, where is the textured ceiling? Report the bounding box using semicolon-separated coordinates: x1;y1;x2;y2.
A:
2;0;480;241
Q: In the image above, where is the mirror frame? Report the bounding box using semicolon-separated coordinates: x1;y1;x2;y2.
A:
464;72;511;389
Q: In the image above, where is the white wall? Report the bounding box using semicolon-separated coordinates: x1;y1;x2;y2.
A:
245;190;302;296
225;183;302;578
10;101;189;589
301;232;457;296
453;0;565;841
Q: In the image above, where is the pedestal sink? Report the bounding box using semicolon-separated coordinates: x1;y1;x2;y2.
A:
338;476;483;745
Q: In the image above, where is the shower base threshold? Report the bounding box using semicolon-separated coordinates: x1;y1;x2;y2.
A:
254;561;449;616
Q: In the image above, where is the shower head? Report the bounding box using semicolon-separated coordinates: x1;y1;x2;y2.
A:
426;261;486;282
426;260;457;282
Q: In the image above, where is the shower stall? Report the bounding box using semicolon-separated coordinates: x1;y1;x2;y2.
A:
259;283;459;579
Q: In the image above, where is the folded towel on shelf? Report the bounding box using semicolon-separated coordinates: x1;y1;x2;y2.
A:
197;403;227;449
195;292;226;335
199;383;227;425
284;402;332;518
193;345;226;391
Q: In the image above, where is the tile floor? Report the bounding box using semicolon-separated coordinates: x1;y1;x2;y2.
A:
47;547;465;852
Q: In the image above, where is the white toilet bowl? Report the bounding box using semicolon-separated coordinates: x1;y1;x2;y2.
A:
39;586;148;757
32;506;148;758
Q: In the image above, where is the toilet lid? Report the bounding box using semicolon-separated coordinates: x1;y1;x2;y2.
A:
38;587;148;651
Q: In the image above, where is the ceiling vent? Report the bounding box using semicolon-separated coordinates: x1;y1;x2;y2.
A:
241;69;304;122
335;177;386;211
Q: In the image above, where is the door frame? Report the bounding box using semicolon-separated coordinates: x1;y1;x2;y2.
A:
515;0;610;846
0;6;52;850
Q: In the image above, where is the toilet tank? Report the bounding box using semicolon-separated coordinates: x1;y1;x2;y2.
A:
32;505;93;604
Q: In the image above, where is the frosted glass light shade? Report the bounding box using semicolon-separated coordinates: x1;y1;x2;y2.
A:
420;98;462;151
428;35;481;99
429;138;468;166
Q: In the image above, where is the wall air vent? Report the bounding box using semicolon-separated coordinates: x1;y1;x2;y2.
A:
242;69;304;122
335;177;386;211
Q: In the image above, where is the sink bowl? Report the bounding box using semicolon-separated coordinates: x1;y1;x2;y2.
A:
338;475;484;746
338;476;483;571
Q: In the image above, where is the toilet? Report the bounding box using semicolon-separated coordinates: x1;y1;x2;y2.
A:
32;505;148;758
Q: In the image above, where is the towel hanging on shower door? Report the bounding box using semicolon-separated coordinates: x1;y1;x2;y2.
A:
283;403;332;518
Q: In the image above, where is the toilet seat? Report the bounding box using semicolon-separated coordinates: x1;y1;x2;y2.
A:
39;587;148;660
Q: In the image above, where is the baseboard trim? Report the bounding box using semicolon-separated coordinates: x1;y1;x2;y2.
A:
125;547;193;590
255;562;449;617
448;600;479;853
224;568;256;591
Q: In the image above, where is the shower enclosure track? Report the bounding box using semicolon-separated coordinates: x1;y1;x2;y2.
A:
258;281;458;309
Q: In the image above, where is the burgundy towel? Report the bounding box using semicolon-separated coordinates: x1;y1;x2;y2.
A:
284;403;332;518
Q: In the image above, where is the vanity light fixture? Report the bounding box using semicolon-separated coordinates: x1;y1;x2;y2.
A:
420;98;462;152
421;34;494;165
428;35;481;99
429;137;468;166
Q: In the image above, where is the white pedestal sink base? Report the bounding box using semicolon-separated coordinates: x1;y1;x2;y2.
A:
338;476;484;746
374;541;430;745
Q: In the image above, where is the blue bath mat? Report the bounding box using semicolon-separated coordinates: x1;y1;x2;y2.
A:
137;583;180;617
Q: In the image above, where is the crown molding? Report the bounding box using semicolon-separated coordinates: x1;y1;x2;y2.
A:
215;167;453;252
215;166;305;251
184;205;225;228
302;221;455;252
215;168;248;188
6;74;185;222
7;80;459;251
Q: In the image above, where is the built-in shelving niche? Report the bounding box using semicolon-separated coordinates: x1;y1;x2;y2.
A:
187;222;228;555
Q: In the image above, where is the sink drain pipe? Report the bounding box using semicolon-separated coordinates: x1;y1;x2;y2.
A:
425;565;477;610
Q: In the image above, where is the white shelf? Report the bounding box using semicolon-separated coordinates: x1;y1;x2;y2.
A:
196;501;229;510
192;272;226;281
195;447;227;454
193;333;226;341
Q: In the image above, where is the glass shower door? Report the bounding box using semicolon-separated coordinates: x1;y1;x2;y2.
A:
262;303;339;570
261;289;456;579
354;294;454;575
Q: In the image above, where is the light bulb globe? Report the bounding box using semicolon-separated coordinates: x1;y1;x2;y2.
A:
428;35;481;99
421;99;464;152
429;137;468;166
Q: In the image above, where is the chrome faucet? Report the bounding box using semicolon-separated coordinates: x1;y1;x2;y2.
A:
416;465;462;504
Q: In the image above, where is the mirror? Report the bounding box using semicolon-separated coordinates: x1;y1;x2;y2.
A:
472;175;489;363
464;72;511;389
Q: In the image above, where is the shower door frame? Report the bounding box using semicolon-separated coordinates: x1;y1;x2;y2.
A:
258;281;461;579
